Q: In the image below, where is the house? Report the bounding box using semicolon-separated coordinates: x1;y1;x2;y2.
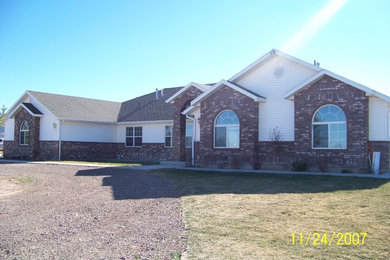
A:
4;49;390;173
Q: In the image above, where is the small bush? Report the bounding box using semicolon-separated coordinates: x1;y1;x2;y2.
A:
291;161;307;172
341;169;351;173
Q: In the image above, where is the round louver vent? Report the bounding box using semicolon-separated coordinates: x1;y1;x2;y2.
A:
273;66;285;78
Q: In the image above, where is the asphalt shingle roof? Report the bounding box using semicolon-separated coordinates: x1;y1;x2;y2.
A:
117;87;182;122
28;91;122;122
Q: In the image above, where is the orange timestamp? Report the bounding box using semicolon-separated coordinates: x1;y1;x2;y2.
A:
291;232;367;246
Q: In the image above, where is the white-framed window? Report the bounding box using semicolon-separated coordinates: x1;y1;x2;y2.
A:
185;124;192;148
19;120;29;145
165;125;173;147
125;126;142;147
312;105;346;149
214;110;239;148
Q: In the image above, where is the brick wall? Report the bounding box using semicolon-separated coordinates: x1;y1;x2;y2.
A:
369;141;390;173
256;141;295;170
172;86;203;161
4;108;40;160
58;142;173;161
117;143;174;162
294;75;369;173
197;85;258;169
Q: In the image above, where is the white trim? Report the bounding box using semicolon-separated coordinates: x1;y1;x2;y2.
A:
213;110;240;149
19;120;30;146
8;103;43;118
165;82;208;104
189;80;265;111
284;70;390;102
164;125;173;148
311;105;347;150
229;49;321;82
181;105;197;115
116;120;173;125
58;118;117;125
125;126;143;147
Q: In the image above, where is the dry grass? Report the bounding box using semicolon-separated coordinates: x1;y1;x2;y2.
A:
46;160;159;167
153;170;390;260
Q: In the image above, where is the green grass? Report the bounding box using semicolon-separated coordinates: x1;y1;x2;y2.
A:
152;169;390;260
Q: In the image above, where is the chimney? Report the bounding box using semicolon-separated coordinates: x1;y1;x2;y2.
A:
155;88;158;100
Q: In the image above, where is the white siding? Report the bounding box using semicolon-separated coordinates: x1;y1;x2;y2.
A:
62;121;117;142
4;118;15;141
369;97;389;141
116;122;173;143
235;55;317;141
28;95;60;141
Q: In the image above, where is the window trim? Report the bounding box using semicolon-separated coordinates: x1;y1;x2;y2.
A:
213;110;240;149
185;123;193;148
125;126;142;147
19;120;29;146
311;105;347;150
164;125;173;148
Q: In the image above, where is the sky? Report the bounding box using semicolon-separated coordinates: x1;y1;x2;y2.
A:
1;0;389;111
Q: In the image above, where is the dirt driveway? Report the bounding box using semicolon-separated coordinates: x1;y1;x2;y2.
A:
0;162;185;259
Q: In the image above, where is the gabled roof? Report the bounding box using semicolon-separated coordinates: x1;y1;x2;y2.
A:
8;102;43;118
229;48;321;82
117;87;182;122
182;80;266;115
283;70;390;102
28;91;122;122
165;82;212;103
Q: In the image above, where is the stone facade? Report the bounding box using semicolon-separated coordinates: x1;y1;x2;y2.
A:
172;86;203;161
294;75;369;173
4;108;40;160
196;85;259;169
39;141;59;160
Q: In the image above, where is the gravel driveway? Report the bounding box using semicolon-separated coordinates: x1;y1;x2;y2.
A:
0;162;186;259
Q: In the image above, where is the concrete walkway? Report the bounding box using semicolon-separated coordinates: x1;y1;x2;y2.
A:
1;159;390;179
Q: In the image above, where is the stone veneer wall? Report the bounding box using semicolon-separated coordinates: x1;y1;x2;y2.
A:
197;85;259;169
369;141;390;173
4;108;40;160
294;75;369;173
172;86;203;161
39;141;59;160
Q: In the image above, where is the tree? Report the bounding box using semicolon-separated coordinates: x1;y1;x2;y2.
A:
0;105;7;126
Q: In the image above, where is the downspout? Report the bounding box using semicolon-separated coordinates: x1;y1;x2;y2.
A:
58;120;64;161
186;115;196;167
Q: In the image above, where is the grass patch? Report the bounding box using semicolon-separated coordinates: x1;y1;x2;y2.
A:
152;169;390;259
48;160;159;167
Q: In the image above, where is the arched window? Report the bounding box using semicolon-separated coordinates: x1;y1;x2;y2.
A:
214;110;239;148
19;120;29;145
312;105;346;149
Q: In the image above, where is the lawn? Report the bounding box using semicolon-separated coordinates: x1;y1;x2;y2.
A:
152;170;390;260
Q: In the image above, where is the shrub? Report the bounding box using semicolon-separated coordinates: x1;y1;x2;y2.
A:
291;161;307;172
341;169;351;173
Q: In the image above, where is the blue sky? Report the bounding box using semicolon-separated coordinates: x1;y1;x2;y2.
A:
1;0;389;111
